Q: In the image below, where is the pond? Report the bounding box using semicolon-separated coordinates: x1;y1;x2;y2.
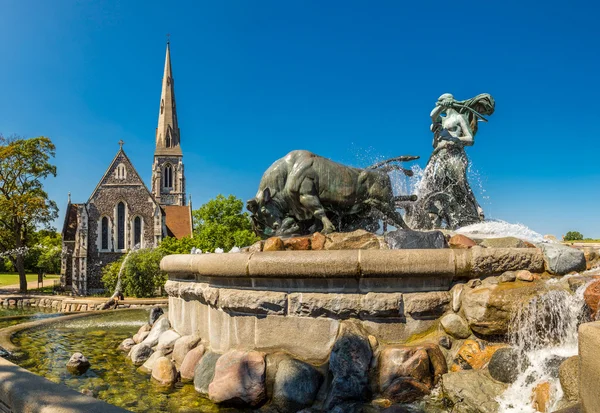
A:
9;309;247;413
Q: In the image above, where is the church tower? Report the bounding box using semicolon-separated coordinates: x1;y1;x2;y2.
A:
152;41;186;206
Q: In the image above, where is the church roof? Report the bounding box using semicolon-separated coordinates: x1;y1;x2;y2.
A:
61;202;80;241
163;205;193;238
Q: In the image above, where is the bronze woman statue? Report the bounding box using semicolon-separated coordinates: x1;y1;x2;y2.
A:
406;93;495;230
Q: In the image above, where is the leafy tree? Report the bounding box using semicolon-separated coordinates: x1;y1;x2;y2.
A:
0;136;58;291
158;236;198;255
101;248;166;298
35;231;62;274
190;194;259;253
564;231;584;241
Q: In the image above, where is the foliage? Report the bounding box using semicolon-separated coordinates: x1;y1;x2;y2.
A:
158;236;198;255
564;231;584;241
101;248;167;298
0;135;58;291
191;194;259;252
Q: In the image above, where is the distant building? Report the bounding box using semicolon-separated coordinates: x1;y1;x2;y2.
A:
61;42;192;295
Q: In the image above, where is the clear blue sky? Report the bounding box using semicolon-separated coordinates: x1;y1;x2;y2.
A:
1;0;598;238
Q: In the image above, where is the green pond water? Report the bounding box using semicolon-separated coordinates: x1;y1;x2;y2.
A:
9;309;247;413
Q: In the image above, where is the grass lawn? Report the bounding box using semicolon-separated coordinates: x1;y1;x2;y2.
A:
0;273;60;287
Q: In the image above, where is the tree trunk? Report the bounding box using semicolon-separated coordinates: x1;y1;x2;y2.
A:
15;222;27;293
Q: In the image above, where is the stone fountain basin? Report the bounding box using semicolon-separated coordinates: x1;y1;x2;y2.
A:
161;247;557;362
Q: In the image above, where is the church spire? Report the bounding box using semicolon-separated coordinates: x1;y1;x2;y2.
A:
155;41;182;156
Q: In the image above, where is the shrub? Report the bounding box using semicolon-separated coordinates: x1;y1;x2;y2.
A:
101;248;166;298
564;231;584;241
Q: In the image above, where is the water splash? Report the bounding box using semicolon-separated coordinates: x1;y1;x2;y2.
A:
455;220;546;244
497;282;591;412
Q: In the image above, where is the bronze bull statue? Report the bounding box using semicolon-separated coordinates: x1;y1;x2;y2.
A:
247;150;418;237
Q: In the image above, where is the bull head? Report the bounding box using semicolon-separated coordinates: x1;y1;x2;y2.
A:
246;187;284;238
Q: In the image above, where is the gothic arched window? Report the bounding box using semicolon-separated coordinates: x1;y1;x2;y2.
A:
164;164;173;189
101;217;109;250
134;216;142;247
165;131;171;148
117;202;125;250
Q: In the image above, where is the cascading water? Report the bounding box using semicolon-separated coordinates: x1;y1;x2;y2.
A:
455;220;547;244
497;281;592;412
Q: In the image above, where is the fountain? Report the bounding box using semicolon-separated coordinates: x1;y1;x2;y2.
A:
1;93;596;413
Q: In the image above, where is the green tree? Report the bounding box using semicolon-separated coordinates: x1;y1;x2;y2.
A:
564;231;584;241
188;194;258;253
101;249;166;298
0;136;58;291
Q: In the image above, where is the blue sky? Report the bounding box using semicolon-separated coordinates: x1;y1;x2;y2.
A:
1;0;598;238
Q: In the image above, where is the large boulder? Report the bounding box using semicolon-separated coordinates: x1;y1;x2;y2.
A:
325;322;373;410
378;344;447;403
208;350;266;406
384;229;447;250
461;282;548;336
271;358;323;411
442;370;508;413
584;280;600;317
194;351;221;396
130;343;154;366
440;314;471;339
325;230;380;250
157;329;181;352
140;349;165;373
141;316;171;348
118;338;136;352
451;339;505;371
537;243;586;275
180;344;205;381
133;323;152;344
149;306;164;326
151;356;178;386
448;234;477;249
559;356;579;402
487;347;530;383
172;333;201;367
66;352;90;375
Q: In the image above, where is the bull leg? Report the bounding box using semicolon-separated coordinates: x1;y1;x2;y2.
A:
298;178;336;234
365;199;410;230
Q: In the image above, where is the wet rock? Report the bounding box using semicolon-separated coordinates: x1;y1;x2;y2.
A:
249;240;264;252
133;331;150;344
481;237;527;249
384;229;447;250
584;280;600;317
498;271;517;283
172;333;202;367
140;349;165;373
130;343;154;366
439;336;452;350
180;344;205;381
311;232;326;250
462;282;549;336
208;350;266;406
325;229;380;250
537;243;586;275
133;323;152;343
157;330;181;353
559;356;579;402
440;314;471;339
149;307;164;326
532;381;551;413
271;358;323;411
118;338;136;352
325;321;373;409
448;234;477;249
141;316;171;347
378;344;447;403
543;355;566;377
451;339;505;371
452;284;464;312
442;370;508;413
151;356;178;386
516;270;534;282
283;236;311;251
404;291;450;319
264;237;285;251
66;352;90;375
488;347;530;384
194;351;221;396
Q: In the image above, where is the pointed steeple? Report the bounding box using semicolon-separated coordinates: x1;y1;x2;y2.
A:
155;41;182;156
